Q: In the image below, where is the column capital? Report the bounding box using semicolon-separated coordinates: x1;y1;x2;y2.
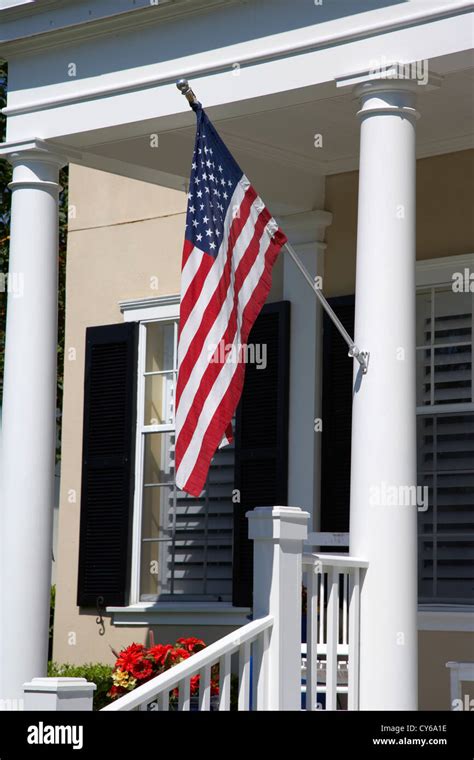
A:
278;209;333;252
0;139;72;189
336;62;442;121
0;138;71;168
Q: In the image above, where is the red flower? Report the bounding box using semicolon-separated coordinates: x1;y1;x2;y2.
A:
148;644;173;666
116;643;146;673
177;637;206;654
190;674;200;695
130;657;153;681
166;647;190;665
107;685;126;700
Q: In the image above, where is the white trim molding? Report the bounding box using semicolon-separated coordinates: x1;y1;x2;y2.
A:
418;605;474;632
416;253;474;287
3;1;472;114
107;603;251;627
120;294;180;322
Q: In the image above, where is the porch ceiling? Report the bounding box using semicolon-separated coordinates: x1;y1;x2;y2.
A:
69;66;474;213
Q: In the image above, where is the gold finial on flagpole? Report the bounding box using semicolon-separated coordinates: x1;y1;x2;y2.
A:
177;79;199;108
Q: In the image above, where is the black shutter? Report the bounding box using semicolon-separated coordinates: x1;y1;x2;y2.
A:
232;301;290;608
320;296;355;533
77;322;138;608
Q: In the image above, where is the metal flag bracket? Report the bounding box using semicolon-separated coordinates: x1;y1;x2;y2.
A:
176;79;370;375
284;241;370;374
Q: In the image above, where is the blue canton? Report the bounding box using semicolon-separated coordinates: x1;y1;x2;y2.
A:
185;106;243;258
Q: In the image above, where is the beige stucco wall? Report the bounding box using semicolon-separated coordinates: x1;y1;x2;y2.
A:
53;165;236;666
419;631;474;710
54;155;473;707
325;149;474;296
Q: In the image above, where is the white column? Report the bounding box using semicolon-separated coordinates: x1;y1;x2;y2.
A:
282;210;331;529
348;79;419;709
0;140;66;701
248;506;309;710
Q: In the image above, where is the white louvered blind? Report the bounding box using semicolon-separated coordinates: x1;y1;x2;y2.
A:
416;287;474;603
138;319;235;602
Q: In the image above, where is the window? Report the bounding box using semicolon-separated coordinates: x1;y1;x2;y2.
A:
416;279;474;604
133;314;235;603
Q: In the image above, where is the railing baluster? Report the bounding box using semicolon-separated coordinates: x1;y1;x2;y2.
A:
306;567;319;711
178;679;190;711
218;652;231;711
348;567;361;711
326;566;339;710
319;570;325;645
342;572;349;647
253;628;270;710
198;664;211;711
157;691;169;711
238;641;251;711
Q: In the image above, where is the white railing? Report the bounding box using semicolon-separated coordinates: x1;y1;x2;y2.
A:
28;507;366;713
101;615;273;711
302;552;368;711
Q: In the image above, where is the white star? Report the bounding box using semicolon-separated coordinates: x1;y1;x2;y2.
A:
227;180;232;187
202;173;207;180
198;148;202;154
204;145;209;154
192;219;198;228
221;179;226;187
189;205;195;214
196;233;203;242
200;204;204;210
209;148;213;155
194;177;200;185
206;159;212;168
187;192;193;200
206;228;213;237
205;187;210;193
212;216;217;223
215;229;221;237
203;216;209;224
209;241;216;250
209;173;215;182
196;190;203;198
223;192;228;200
192;162;197;170
218;165;223;173
218;204;224;212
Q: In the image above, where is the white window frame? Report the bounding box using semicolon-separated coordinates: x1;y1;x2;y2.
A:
416;253;474;627
107;295;250;625
127;297;179;606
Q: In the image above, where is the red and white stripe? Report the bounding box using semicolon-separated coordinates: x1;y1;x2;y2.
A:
175;176;286;496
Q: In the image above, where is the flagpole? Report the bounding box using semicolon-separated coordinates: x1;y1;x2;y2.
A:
283;241;369;373
176;79;369;374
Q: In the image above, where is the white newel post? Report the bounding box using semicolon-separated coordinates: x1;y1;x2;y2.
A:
23;678;96;711
248;506;309;710
346;76;419;709
0;140;66;701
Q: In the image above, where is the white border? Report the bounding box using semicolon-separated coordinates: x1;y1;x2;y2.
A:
418;606;474;632
106;602;251;627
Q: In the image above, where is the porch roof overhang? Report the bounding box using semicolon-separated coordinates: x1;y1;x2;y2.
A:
0;0;473;213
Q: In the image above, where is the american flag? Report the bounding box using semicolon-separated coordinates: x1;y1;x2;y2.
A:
175;104;287;496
